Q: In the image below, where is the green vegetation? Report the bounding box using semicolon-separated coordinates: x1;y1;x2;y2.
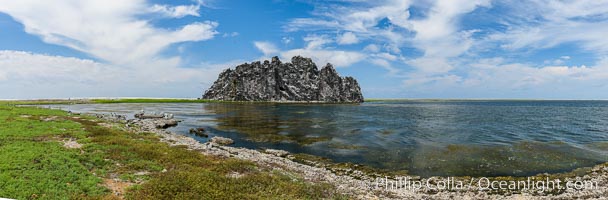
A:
0;106;105;199
0;105;345;199
90;98;218;104
0;99;92;105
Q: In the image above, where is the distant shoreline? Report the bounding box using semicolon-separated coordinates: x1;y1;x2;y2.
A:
0;98;365;104
365;98;608;101
3;97;608;102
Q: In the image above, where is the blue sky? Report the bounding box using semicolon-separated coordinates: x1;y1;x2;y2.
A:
1;0;608;99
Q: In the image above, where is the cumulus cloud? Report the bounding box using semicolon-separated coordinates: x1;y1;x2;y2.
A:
401;57;608;98
281;37;293;44
409;0;490;41
0;0;224;98
337;32;359;45
404;1;489;76
253;35;366;67
254;41;279;55
222;32;239;37
488;1;608;53
0;0;218;66
285;0;490;76
281;49;365;67
363;44;380;52
0;51;124;98
282;35;365;67
285;0;608;98
3;0;608;99
149;4;201;18
0;50;232;99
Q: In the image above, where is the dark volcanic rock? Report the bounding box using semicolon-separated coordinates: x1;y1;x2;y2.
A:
202;56;364;103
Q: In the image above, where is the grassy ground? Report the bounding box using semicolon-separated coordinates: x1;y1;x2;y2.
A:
89;98;218;104
0;99;92;105
0;105;344;199
0;99;214;105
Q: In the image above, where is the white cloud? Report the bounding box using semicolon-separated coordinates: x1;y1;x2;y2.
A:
3;0;608;99
149;4;200;18
281;49;365;67
222;32;239;37
0;51;123;98
286;0;411;44
409;0;490;40
369;58;400;75
284;18;341;32
407;57;453;74
0;0;223;98
488;1;608;53
254;41;279;55
278;35;365;67
281;37;293;44
337;32;359;45
284;0;608;98
401;57;608;98
0;0;218;66
363;44;380;52
303;35;332;50
0;50;232;99
253;35;365;67
285;0;489;75
405;1;489;75
375;52;397;61
0;50;120;84
544;56;571;65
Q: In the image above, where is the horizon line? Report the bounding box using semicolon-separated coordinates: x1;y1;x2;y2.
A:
2;97;608;101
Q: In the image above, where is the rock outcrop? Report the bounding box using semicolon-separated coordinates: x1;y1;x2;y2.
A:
202;56;364;103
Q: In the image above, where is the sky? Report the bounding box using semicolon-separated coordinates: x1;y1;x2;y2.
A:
1;0;608;99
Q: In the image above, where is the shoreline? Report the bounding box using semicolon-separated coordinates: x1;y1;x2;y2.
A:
96;112;608;199
1;98;364;105
4;98;608;106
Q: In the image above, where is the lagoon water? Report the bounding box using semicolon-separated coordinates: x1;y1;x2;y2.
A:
48;100;608;177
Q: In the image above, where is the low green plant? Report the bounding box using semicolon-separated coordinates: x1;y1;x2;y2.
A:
0;105;345;199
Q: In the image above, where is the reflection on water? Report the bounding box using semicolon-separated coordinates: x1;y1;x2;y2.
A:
47;100;608;177
200;103;333;144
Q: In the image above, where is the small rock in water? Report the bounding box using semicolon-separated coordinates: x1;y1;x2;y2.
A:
189;127;208;137
135;111;167;119
209;136;234;145
155;119;178;129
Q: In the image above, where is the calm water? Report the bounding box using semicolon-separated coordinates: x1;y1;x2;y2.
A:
47;100;608;177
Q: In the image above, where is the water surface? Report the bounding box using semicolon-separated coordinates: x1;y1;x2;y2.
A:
47;100;608;177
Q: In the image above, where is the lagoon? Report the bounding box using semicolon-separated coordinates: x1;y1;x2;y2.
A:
47;100;608;177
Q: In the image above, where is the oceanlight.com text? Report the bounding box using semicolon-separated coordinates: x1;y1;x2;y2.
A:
370;176;598;192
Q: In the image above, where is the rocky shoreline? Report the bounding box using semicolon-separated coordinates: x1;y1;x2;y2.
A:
95;113;607;199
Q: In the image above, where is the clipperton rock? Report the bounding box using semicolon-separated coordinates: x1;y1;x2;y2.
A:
202;56;364;103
